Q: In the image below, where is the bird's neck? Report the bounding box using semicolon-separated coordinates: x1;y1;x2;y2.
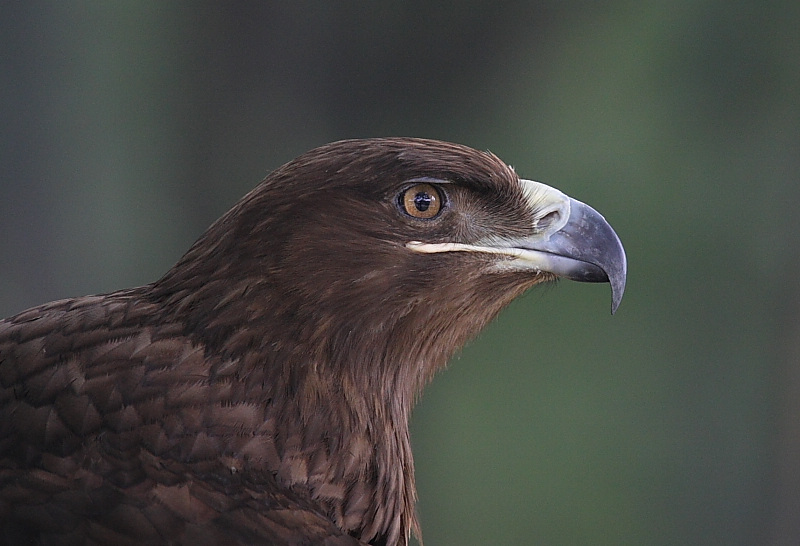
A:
216;340;421;546
264;331;426;546
159;303;426;544
151;249;533;545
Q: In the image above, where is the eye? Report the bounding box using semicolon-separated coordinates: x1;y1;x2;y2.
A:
400;183;443;219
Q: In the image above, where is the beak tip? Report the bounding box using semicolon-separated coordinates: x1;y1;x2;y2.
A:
611;290;623;315
608;255;627;315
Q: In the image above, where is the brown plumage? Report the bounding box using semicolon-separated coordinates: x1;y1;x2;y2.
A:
0;138;626;545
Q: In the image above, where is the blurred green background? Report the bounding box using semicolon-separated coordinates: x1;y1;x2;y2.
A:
1;2;798;545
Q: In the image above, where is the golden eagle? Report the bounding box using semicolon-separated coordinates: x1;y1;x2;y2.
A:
0;138;625;545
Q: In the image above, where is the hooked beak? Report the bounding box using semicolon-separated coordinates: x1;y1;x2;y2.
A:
407;179;627;314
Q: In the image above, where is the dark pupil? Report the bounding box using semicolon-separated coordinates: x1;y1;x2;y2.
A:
413;192;432;211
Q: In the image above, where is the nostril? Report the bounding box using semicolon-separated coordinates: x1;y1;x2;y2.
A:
537;210;561;232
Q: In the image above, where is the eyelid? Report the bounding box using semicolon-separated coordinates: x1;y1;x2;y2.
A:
399;179;449;205
405;177;452;185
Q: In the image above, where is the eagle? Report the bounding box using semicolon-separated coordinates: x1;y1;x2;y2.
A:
0;138;626;545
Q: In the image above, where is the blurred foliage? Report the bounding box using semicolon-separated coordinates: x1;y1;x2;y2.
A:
1;2;798;545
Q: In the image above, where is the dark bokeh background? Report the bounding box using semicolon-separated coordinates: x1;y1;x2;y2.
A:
2;2;798;545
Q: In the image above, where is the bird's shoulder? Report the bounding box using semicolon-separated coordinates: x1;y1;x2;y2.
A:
1;289;196;420
0;289;188;467
0;291;366;545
